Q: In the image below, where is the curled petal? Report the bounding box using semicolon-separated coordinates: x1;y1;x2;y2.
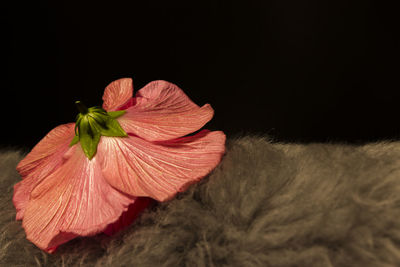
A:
14;123;75;220
102;78;134;111
22;145;135;252
98;130;226;202
16;123;75;177
117;80;214;141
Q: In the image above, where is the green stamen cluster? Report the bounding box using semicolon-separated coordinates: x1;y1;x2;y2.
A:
70;101;127;159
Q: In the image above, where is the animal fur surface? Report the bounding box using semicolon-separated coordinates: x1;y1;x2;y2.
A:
1;136;400;266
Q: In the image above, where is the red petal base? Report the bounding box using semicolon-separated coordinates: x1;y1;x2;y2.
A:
103;197;155;236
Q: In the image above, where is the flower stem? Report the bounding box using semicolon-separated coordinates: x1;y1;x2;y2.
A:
75;101;88;115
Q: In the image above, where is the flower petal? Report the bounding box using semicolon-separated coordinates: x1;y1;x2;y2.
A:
16;123;75;177
103;197;154;236
22;145;135;252
14;123;75;220
98;130;226;202
102;78;134;111
117;80;214;141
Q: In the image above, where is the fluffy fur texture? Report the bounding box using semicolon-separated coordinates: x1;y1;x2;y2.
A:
1;136;400;266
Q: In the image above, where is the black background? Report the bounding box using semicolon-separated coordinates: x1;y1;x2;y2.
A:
3;0;399;149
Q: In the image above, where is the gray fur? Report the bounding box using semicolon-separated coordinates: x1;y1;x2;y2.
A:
1;136;400;266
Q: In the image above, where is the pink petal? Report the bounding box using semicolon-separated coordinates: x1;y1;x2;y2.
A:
103;197;154;236
21;145;136;252
14;123;75;220
98;130;226;202
117;80;214;141
102;78;134;111
16;123;75;177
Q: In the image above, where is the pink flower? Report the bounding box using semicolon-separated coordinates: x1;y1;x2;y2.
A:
13;78;226;253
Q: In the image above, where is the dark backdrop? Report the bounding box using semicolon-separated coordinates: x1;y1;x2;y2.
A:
3;0;399;149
